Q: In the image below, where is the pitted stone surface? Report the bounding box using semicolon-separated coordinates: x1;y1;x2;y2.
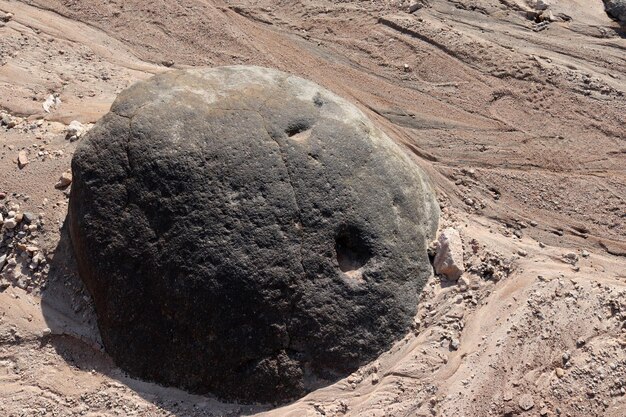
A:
604;0;626;25
69;66;439;403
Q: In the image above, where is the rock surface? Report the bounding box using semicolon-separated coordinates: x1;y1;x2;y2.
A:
68;66;439;403
604;0;626;24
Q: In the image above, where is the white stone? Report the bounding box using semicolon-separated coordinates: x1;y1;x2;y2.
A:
433;228;465;281
66;120;85;141
3;218;17;229
43;94;61;113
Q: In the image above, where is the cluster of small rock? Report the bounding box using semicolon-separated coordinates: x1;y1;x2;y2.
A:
0;197;50;292
528;0;558;23
466;250;513;282
2;112;89;175
2;110;88;140
451;168;489;212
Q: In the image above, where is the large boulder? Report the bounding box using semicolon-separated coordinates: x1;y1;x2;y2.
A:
605;0;626;24
68;66;439;403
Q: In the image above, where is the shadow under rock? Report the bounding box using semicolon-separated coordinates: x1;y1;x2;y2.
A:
40;218;266;417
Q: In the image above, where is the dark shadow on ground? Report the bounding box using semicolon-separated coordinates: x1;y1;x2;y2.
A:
40;219;269;417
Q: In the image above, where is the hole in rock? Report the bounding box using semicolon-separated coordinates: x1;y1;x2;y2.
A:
286;121;312;143
335;226;372;278
285;121;310;137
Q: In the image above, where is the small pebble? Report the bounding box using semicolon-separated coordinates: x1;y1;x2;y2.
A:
518;394;534;411
450;338;460;351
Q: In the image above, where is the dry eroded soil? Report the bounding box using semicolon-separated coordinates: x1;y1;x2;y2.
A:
0;1;625;416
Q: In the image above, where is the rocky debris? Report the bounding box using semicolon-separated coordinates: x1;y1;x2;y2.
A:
433;227;464;281
0;12;12;22
68;66;440;403
1;112;18;128
562;252;578;265
526;0;558;24
538;10;555;23
54;171;72;189
604;0;626;25
491;275;626;416
0;201;49;292
65;120;86;141
467;251;512;282
450;169;487;211
17;151;29;169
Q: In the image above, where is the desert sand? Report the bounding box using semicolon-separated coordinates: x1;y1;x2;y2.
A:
1;1;624;416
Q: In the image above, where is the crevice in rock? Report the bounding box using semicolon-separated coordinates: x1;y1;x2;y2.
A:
255;110;307;358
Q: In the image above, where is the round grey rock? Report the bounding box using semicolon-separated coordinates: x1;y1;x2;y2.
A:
605;0;626;24
68;66;439;403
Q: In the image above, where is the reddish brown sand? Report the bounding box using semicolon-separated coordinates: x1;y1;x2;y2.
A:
0;1;624;416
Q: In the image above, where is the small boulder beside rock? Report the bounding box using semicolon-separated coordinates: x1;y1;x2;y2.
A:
433;227;465;281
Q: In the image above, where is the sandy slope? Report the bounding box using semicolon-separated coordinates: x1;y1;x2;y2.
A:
0;0;625;416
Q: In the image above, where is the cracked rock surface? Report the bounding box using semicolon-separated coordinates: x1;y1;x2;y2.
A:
68;65;439;403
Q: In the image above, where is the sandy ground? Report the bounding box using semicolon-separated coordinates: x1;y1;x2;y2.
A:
0;0;625;416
